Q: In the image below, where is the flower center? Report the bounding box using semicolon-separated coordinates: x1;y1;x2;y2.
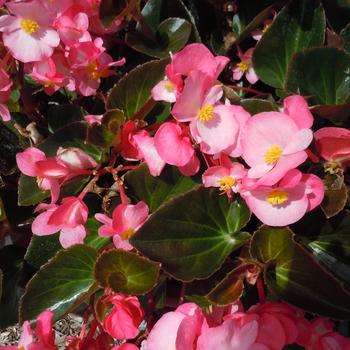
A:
264;145;282;165
20;19;39;34
266;190;289;206
237;61;249;73
198;104;214;122
217;176;236;191
262;24;270;33
121;228;135;241
164;80;174;92
18;346;25;350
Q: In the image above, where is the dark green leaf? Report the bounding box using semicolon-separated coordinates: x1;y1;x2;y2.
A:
131;188;251;281
107;59;168;120
0;269;2;302
0;246;25;327
341;23;350;53
311;102;350;124
94;249;160;294
85;218;111;250
18;175;49;206
252;0;325;89
48;104;84;133
126;18;191;58
251;225;350;319
285;48;350;105
124;164;200;212
20;245;98;322
240;98;279;115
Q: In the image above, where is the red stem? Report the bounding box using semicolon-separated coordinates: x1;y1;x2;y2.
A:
119;182;128;205
227;85;266;96
257;276;266;304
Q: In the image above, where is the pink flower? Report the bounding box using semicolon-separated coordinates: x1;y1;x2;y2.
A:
95;201;149;251
53;5;91;46
241;95;314;187
0;310;56;350
154;121;199;176
0;0;60;63
146;303;208;350
31;196;88;248
172;70;242;156
103;294;144;340
119;121;144;161
0;66;12;121
314;127;350;169
84;114;103;125
241;169;324;226
67;38;125;96
203;162;247;193
232;48;258;84
16;147;96;203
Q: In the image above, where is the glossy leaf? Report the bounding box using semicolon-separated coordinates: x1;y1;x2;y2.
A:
240;98;279;115
47;104;84;133
131;187;251;281
285;48;350;105
18;175;49;206
94;249;160;294
107;59;168;120
124;164;200;212
20;245;98;322
250;225;350;319
126;18;191;58
0;246;25;328
85;217;111;250
252;0;325;89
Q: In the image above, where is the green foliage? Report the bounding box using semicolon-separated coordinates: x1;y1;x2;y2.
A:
94;249;160;294
131;188;251;281
47;104;84;133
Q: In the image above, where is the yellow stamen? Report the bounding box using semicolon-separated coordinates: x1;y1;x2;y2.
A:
264;145;282;165
266;190;289;206
198;104;214;122
324;161;342;174
86;61;104;79
20;19;39;34
262;24;270;33
218;176;236;191
237;61;249;73
18;346;25;350
121;228;135;241
164;80;174;92
44;81;55;88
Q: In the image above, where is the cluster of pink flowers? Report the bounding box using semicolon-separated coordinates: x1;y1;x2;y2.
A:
0;0;125;122
4;300;350;350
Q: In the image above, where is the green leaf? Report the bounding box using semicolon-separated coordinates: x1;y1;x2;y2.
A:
240;98;279;115
0;121;22;175
107;59;168;120
39;121;103;162
20;245;98;322
94;249;160;294
99;0;140;28
24;235;61;270
126;18;191;58
124;164;200;212
341;23;350;53
131;188;251;281
48;104;84;133
0;246;25;327
18;175;50;206
252;0;325;89
85;218;111;250
285;48;350;105
250;225;350;319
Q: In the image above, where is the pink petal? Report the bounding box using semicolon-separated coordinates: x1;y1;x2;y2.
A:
246;67;259;84
151;80;177;103
283;129;313;155
133;131;165;177
16;147;46;177
248;163;274;179
56;147;97;169
36;310;55;348
0;103;11;121
178;154;200;176
202;85;223;106
19;321;34;348
302;173;325;211
278;169;302;188
35;160;70;178
154;122;194;167
284;95;313;129
231;320;259;350
59;225;86;248
113;235;134;251
31;208;62;236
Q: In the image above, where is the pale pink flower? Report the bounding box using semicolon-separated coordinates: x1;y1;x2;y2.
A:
232;48;258;84
146;303;208;350
241;169;324;226
0;310;56;350
67;38;125;96
16;147;96;203
95;201;149;251
241;95;314;187
0;66;12;121
31;196;88;248
314;127;350;169
53;4;91;46
203;162;247;193
0;0;60;63
84;114;103;125
103;294;144;340
132;131;165;176
172;70;242;156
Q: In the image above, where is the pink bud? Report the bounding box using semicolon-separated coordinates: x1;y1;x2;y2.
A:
56;147;97;169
